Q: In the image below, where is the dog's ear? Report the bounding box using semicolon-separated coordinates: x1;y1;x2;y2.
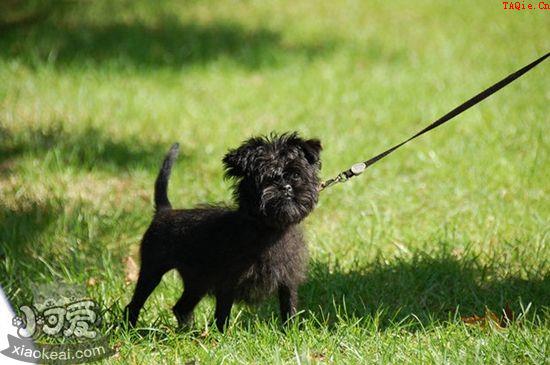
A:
296;138;322;166
223;137;264;178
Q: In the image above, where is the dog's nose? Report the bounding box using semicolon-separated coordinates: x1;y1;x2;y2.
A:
283;184;293;195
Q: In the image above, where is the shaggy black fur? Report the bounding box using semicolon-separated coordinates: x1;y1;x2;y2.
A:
124;132;322;331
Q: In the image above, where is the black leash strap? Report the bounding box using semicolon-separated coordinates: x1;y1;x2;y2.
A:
320;52;549;191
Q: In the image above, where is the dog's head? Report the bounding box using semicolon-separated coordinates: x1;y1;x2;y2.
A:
223;132;322;228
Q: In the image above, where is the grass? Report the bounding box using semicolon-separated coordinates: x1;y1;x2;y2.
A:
0;0;548;363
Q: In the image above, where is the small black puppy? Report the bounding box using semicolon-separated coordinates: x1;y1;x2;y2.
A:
124;132;322;330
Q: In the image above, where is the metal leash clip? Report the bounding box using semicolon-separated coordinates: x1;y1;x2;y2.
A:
319;162;366;191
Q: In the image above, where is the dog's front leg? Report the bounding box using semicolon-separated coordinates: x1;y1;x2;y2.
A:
214;289;235;332
278;283;297;324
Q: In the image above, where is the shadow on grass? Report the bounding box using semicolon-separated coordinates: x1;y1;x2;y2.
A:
0;202;60;256
0;123;190;304
0;15;335;69
0;124;189;174
240;248;548;330
0;200;62;302
294;251;549;329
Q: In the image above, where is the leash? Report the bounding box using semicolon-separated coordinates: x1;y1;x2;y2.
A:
319;52;549;191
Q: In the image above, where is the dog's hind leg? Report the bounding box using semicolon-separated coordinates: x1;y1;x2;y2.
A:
214;288;235;332
172;279;207;328
124;266;168;327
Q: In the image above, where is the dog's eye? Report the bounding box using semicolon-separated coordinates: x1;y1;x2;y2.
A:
290;172;301;181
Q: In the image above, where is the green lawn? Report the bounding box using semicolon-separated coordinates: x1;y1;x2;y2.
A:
0;1;548;363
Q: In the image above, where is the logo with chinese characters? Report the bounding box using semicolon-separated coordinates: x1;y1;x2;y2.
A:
2;284;114;364
13;299;99;340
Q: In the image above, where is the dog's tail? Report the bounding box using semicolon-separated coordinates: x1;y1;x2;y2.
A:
154;143;180;211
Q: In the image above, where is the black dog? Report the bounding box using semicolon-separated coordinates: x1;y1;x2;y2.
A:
124;132;322;330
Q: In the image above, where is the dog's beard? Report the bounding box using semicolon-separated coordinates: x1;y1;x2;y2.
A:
259;186;316;227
